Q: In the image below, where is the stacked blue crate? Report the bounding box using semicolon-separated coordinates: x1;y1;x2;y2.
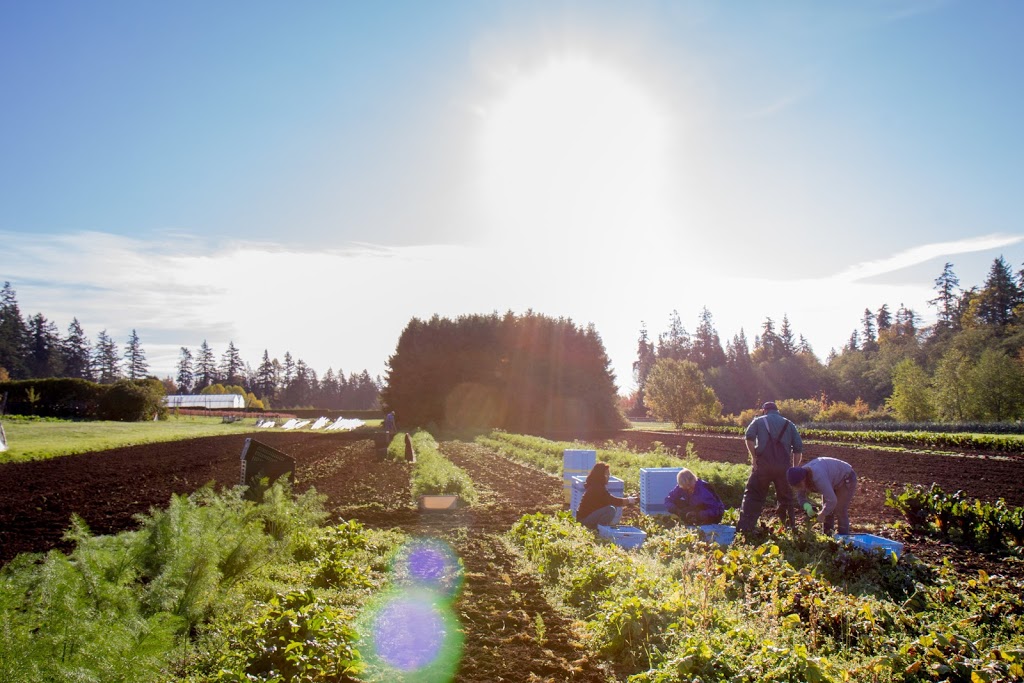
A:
562;449;596;503
639;467;683;516
570;475;624;519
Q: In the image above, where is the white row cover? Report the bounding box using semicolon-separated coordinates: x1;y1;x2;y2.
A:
254;416;365;431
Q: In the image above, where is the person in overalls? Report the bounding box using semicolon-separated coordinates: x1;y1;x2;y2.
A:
737;401;802;533
787;458;858;535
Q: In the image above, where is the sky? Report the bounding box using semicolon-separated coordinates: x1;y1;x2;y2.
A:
2;0;1022;395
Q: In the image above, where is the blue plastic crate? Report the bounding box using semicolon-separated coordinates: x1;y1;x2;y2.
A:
639;467;683;516
598;524;647;549
698;524;736;546
570;475;624;518
562;449;597;503
835;533;903;559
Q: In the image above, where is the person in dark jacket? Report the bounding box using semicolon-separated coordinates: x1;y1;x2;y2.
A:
665;468;725;524
576;462;637;530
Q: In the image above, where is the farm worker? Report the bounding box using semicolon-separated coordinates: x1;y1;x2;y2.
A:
787;457;857;535
664;468;725;525
736;401;803;533
384;411;396;434
576;462;638;530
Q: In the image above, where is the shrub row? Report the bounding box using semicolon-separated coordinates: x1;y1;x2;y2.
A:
0;378;167;421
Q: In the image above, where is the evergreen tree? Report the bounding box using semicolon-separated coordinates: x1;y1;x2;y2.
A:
26;313;64;378
860;308;878;352
176;347;195;394
929;262;961;333
62;318;93;380
976;256;1021;328
0;282;29;379
93;330;121;384
631;323;657;416
195;340;217;389
876;304;892;332
256;350;277;403
123;329;148;380
220;341;244;386
692;307;727;371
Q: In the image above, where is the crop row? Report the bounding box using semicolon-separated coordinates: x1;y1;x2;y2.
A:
886;484;1024;551
508;512;1024;682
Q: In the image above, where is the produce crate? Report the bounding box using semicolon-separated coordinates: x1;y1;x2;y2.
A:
562;449;597;503
598;525;647;549
639;467;683;516
698;524;736;546
571;475;624;519
835;533;903;559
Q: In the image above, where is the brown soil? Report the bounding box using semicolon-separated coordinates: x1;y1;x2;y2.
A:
1;429;1021;682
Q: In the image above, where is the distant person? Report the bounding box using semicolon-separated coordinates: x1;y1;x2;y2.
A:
664;468;725;525
787;457;857;535
384;410;396;434
737;401;803;533
576;462;637;530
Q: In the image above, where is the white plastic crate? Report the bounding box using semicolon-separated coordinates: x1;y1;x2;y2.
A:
639;467;683;516
698;524;736;546
835;533;903;559
562;449;597;503
598;524;647;549
570;475;624;518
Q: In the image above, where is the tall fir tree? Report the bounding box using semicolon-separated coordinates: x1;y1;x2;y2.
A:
0;282;30;379
26;313;64;378
176;347;194;394
62;318;93;380
93;330;121;384
123;329;149;380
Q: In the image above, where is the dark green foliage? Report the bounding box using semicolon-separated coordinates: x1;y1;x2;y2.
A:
0;377;106;417
97;378;166;421
383;311;626;433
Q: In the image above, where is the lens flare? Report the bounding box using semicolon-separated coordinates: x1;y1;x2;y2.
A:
358;587;464;683
391;538;464;599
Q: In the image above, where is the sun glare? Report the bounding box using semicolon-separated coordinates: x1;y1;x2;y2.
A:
478;56;675;254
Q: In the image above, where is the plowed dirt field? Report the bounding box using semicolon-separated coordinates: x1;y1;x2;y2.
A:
1;429;1021;682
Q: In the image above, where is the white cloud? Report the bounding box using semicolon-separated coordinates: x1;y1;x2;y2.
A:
831;234;1024;283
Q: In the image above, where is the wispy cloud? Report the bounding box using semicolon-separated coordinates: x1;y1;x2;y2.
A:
830;234;1024;283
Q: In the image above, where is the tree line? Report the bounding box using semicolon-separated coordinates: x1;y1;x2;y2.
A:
0;282;381;410
633;256;1024;423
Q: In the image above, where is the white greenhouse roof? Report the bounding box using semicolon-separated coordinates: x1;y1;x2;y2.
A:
165;394;245;409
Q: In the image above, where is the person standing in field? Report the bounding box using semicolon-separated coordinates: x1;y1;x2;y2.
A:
737;401;802;533
576;462;637;530
787;457;858;535
384;410;396;434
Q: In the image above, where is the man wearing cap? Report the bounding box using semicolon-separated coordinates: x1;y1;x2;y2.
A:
787;457;857;535
737;401;803;533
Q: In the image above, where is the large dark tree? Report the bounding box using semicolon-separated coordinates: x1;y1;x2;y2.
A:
976;256;1021;329
220;341;244;386
631;322;657;416
195;340;217;390
383;311;625;433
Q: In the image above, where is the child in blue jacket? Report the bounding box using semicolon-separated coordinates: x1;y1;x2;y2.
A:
665;468;725;524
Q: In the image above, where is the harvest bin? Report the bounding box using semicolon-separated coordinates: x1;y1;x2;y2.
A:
835;533;903;559
598;525;647;549
240;438;295;501
639;467;683;516
562;449;596;503
570;475;624;519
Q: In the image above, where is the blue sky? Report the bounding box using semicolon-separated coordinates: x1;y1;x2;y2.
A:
2;0;1022;394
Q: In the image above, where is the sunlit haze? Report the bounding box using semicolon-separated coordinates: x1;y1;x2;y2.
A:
2;2;1022;394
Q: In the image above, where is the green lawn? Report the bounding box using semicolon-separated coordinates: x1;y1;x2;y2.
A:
0;415;266;463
